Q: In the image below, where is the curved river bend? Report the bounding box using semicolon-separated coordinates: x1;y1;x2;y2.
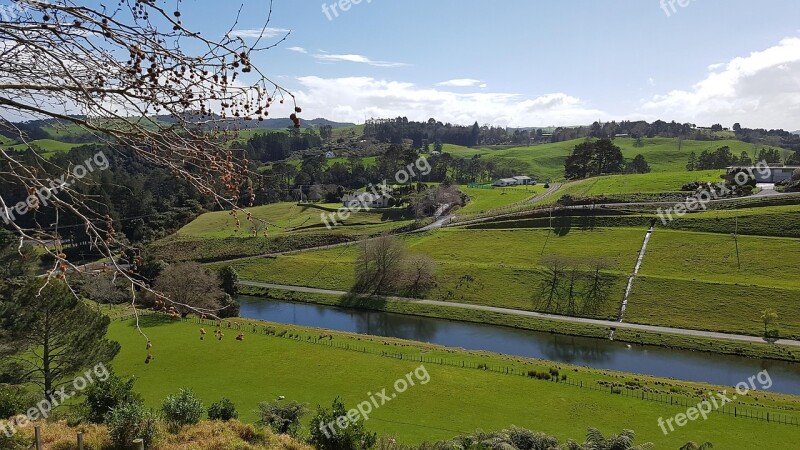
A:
238;296;800;395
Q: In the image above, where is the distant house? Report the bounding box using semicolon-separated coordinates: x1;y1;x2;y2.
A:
342;192;393;209
729;166;800;184
512;176;535;185
325;151;336;159
492;178;519;187
430;150;442;156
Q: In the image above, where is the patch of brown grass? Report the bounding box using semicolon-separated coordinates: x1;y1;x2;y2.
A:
18;420;313;450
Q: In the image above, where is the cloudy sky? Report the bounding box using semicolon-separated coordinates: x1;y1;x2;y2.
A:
132;1;800;129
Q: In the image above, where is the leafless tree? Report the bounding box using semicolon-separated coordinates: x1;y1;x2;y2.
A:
402;253;437;298
153;262;225;317
581;259;614;315
81;271;132;305
410;185;463;218
354;234;406;295
535;255;567;313
0;1;298;319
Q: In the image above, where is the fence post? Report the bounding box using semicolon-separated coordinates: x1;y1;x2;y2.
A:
77;432;84;450
133;438;145;450
34;426;41;450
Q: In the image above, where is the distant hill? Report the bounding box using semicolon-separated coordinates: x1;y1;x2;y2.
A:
792;130;800;135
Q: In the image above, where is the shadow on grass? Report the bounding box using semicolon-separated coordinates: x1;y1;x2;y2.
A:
125;313;180;329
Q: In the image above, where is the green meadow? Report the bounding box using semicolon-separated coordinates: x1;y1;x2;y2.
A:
107;316;800;448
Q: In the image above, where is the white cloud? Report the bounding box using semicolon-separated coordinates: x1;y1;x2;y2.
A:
287;46;308;54
437;79;483;87
641;38;800;129
229;28;290;39
286;76;606;127
647;77;656;87
312;53;407;68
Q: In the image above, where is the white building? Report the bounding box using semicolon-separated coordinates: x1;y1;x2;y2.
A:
728;166;800;183
493;178;519;187
341;192;393;209
325;151;336;159
512;176;535;185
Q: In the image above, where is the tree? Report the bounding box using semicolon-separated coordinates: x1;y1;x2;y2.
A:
0;279;120;400
761;308;778;335
354;235;406;295
84;371;143;424
583;428;653;450
733;123;742;132
218;266;239;297
154;262;226;317
402;254;437;298
0;0;297;311
257;400;308;435
564;139;624;179
626;154;651;174
687;151;697;171
81;272;132;305
681;442;714;450
565;141;595;180
536;256;567;312
310;398;377;450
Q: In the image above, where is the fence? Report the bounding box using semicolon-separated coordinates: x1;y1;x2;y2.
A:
116;311;800;427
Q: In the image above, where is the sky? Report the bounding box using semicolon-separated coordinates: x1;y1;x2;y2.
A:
11;0;800;130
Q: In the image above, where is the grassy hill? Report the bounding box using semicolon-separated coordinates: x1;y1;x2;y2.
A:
214;224;800;338
6;139;86;158
443;138;791;182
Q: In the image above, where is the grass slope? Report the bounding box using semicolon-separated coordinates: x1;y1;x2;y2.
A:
442;138;789;182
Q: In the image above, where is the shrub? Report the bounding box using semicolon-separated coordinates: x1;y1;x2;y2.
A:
309;398;376;450
256;400;307;435
106;402;160;449
208;398;239;421
161;388;205;427
83;372;142;423
0;385;38;418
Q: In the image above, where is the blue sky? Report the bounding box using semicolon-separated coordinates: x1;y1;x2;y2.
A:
86;1;800;128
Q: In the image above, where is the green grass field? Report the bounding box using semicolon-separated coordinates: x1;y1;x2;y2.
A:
176;202;409;239
457;185;545;215
212;224;800;337
442;138;789;182
6;139;85;158
213;228;649;319
106;316;800;448
549;170;724;198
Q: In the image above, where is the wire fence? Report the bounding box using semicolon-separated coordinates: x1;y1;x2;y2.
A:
116;311;800;427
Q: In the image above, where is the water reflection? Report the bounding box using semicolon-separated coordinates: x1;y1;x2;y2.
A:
238;296;800;395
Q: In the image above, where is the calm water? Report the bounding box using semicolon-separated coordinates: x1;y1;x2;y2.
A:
238;296;800;395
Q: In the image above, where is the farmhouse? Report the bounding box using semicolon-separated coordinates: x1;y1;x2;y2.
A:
492;178;519;187
325;151;336;159
341;192;392;208
729;166;800;183
492;176;536;187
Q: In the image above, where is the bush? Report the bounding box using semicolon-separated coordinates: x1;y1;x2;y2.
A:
0;433;32;450
0;384;38;418
309;398;376;450
256;400;307;435
161;388;204;427
83;372;142;423
208;398;239;421
106;402;160;449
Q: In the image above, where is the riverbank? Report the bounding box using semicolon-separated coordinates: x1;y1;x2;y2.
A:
238;284;800;363
107;311;800;448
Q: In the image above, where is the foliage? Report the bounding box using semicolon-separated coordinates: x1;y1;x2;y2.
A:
0;384;39;418
219;266;240;297
0;279;120;399
106;401;161;449
256;400;307;435
208;398;239;422
83;371;143;424
161;387;205;427
309;398;377;450
154;262;225;317
565;139;625;180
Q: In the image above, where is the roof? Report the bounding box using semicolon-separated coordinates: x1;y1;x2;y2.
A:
512;176;532;180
